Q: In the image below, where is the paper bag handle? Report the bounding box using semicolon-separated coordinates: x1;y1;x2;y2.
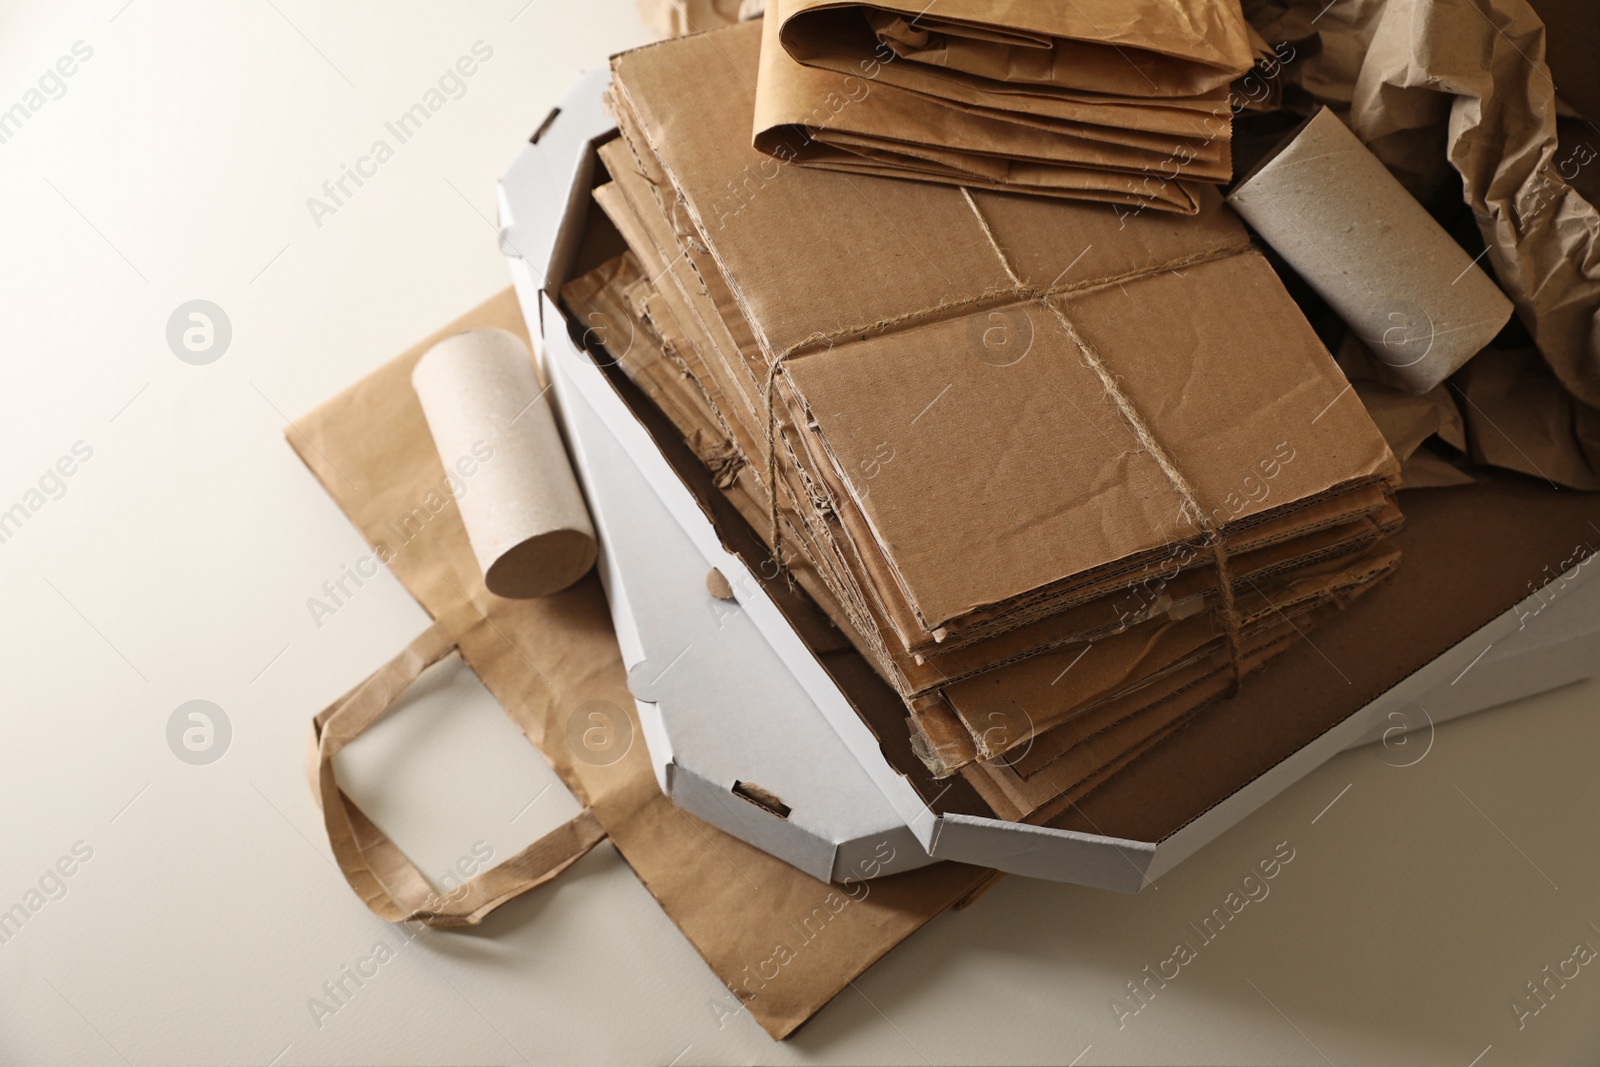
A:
308;620;607;927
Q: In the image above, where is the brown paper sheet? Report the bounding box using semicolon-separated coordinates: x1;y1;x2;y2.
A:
1355;383;1476;488
1455;346;1600;491
288;289;990;1039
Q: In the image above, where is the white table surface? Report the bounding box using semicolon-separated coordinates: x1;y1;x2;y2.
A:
2;1;1598;1063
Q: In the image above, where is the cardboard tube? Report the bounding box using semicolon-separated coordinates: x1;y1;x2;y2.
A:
412;328;596;598
1227;108;1513;393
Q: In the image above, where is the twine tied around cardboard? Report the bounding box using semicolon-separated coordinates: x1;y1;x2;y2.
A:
758;190;1252;687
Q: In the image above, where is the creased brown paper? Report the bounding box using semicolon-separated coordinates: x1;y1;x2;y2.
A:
1455;346;1600;491
1352;0;1600;405
1244;0;1600;486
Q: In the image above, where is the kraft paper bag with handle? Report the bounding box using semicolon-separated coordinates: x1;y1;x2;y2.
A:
287;287;993;1040
307;617;608;926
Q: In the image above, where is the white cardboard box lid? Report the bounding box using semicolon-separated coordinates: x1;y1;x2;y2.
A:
551;333;933;884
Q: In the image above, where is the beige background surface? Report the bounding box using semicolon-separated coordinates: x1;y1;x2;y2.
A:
0;1;1597;1063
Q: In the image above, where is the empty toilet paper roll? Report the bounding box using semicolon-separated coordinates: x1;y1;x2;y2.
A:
412;328;596;598
1227;108;1514;394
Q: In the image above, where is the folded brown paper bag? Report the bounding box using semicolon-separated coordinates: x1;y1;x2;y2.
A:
287;288;992;1039
753;0;1255;208
779;0;1254;98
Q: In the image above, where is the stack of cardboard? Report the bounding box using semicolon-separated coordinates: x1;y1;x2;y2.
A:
559;20;1403;828
752;0;1266;211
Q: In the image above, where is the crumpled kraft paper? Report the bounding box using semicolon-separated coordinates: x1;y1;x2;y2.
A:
1244;0;1600;487
1455;346;1600;490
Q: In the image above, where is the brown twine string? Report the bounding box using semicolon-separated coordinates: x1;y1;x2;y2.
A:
764;343;803;589
766;238;1251;364
757;190;1250;688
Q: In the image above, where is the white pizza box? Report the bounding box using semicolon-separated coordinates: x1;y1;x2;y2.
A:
552;328;934;883
497;71;1600;888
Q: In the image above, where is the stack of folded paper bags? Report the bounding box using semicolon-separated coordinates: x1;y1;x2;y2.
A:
752;0;1274;212
560;18;1403;828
